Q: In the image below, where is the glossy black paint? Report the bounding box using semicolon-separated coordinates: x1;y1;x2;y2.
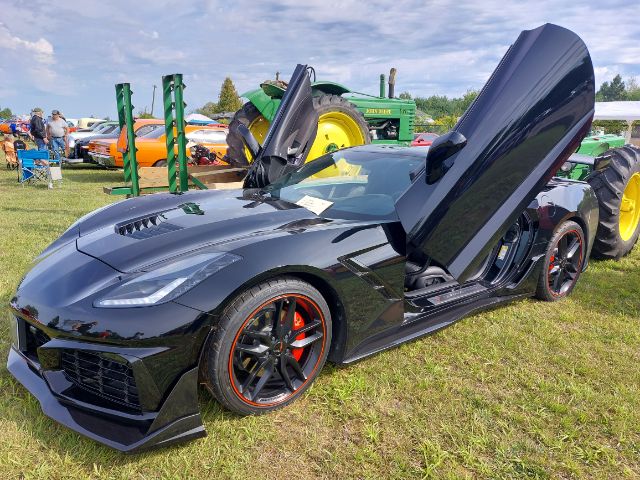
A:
6;24;598;452
396;23;595;282
7;164;596;451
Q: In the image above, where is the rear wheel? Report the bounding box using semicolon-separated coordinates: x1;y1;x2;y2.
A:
153;159;167;167
587;146;640;259
536;220;585;301
204;278;331;415
225;95;370;167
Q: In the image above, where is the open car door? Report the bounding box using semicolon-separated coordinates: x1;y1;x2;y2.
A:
396;23;595;282
243;64;319;188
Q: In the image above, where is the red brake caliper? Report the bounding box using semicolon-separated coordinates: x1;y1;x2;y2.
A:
291;312;306;361
548;254;555;271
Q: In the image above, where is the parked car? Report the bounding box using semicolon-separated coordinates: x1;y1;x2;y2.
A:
411;132;439;146
89;119;165;167
7;24;599;452
67;125;122;163
91;122;228;168
67;121;117;150
76;117;106;130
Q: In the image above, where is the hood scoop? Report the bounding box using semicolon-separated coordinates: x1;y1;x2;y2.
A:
115;213;183;239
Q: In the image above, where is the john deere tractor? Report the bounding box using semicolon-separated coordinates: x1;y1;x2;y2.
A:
225;68;415;166
558;134;640;259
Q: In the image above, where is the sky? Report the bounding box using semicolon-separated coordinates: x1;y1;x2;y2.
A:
1;0;639;119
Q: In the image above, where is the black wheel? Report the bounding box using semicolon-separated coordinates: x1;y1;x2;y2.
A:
204;277;332;415
536;220;586;301
587;146;640;259
224;94;371;167
153;159;167;167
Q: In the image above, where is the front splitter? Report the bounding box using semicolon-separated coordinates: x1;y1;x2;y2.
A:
7;347;206;453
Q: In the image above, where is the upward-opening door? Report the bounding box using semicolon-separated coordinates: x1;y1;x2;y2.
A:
396;23;595;283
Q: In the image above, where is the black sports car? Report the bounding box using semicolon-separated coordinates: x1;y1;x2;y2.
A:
8;24;599;452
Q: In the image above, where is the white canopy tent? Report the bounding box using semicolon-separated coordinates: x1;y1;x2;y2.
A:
593;101;640;143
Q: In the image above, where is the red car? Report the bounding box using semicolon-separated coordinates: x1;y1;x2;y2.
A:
411;132;439;146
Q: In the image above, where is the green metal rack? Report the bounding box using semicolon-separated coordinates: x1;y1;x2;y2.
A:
162;73;189;193
107;83;140;196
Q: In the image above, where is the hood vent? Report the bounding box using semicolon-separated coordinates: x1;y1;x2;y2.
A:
115;214;183;239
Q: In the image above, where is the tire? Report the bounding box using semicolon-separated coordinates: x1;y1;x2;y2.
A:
204;277;332;415
225;102;269;167
153;159;167;167
225;94;371;167
535;220;586;301
587;146;640;259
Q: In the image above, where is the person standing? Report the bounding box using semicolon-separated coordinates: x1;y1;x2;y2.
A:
47;109;68;162
29;108;48;150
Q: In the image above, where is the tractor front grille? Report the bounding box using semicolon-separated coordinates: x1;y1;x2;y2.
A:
61;349;141;411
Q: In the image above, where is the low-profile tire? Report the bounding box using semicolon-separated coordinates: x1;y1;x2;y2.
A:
587;146;640;259
204;277;332;415
536;220;586;301
153;159;167;167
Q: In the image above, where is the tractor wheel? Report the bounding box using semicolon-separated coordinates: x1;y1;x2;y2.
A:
587;146;640;259
225;95;370;167
226;102;271;167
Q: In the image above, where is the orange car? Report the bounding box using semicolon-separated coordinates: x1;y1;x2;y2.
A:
91;121;227;167
89;119;164;167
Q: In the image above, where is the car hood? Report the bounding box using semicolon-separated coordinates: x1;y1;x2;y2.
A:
72;189;330;273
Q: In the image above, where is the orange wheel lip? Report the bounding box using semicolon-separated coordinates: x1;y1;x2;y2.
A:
228;293;326;408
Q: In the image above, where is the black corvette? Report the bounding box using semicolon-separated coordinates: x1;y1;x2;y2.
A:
8;24;599;452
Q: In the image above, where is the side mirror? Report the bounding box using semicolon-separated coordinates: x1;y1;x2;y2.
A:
425;131;467;184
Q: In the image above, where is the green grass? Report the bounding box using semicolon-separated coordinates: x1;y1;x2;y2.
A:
1;159;639;479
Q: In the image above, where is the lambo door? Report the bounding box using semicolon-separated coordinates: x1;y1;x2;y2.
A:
396;23;595;282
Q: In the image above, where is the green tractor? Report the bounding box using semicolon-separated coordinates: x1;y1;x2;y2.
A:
557;132;640;259
225;68;415;166
226;69;640;260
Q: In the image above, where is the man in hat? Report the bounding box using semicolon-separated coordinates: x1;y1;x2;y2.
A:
29;107;48;150
47;109;68;162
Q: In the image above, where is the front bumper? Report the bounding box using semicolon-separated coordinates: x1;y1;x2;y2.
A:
7;345;205;452
90;152;115;167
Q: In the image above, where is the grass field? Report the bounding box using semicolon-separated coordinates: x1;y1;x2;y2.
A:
1;158;639;479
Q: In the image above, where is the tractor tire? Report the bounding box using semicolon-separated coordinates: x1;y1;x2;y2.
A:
587;146;640;259
225;102;269;167
225;95;371;167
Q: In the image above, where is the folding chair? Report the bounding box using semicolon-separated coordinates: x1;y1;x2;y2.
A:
17;150;62;188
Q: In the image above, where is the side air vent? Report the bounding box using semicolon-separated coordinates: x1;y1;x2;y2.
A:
115;214;182;239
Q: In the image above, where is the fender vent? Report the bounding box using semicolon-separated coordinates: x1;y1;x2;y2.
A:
115;214;182;239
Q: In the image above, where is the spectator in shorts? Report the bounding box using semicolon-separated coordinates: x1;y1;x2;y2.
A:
47;109;68;162
29;107;48;150
2;134;18;170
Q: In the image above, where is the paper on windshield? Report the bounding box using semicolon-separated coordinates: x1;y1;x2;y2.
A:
295;195;333;215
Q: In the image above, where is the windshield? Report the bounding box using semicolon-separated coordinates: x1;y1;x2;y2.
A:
134;124;163;137
263;148;422;220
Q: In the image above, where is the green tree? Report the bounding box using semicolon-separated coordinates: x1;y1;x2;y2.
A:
217;77;242;113
596;74;626;101
399;91;412;100
625;76;640;101
137;109;155;119
0;107;12;119
196;77;242;119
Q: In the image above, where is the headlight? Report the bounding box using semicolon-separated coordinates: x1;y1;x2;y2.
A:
68;138;76;147
94;252;241;308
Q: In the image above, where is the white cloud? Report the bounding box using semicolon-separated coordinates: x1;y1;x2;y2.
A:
2;0;640;117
